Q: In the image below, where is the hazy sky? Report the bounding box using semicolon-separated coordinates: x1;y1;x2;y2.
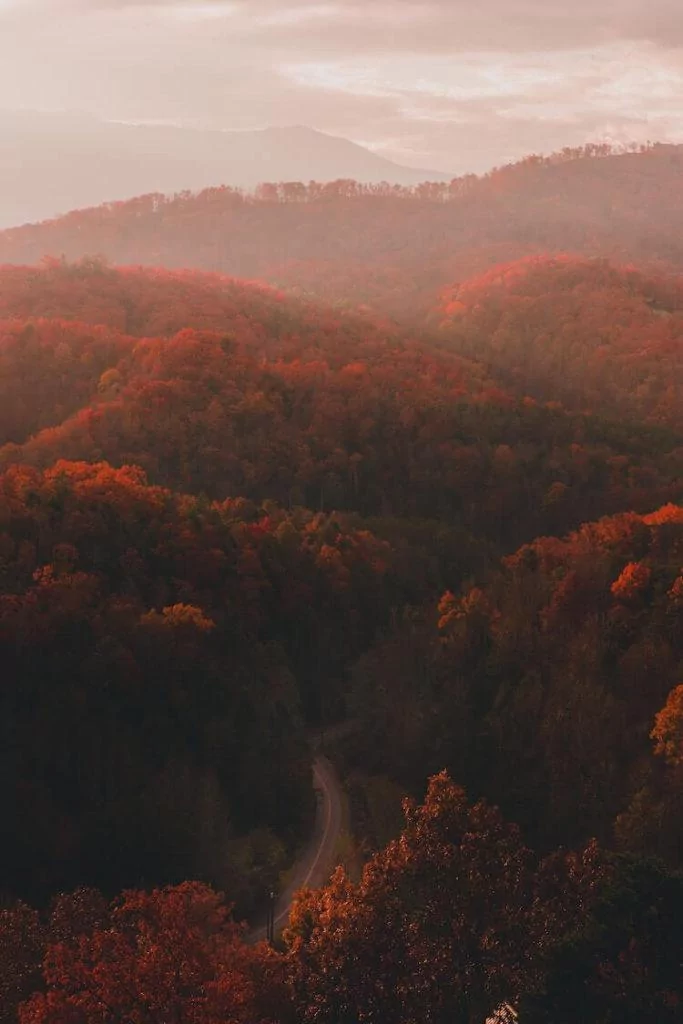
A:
1;0;682;172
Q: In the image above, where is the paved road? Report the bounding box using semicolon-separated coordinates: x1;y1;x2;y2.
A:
248;754;343;942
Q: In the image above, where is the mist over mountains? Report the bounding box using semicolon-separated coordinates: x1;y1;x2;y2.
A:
3;141;682;321
0;110;450;228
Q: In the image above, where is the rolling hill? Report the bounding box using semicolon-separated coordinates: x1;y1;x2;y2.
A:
1;143;683;319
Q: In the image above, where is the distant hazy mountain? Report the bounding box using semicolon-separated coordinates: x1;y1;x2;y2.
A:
0;110;451;228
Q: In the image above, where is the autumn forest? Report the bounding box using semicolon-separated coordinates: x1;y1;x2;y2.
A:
1;144;683;1023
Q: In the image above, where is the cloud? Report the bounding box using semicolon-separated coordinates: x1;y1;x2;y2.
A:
8;0;683;51
80;1;683;51
1;0;682;174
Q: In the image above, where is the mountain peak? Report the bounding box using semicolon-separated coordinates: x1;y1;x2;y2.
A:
0;112;451;228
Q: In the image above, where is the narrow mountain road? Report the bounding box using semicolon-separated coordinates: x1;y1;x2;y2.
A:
248;754;343;943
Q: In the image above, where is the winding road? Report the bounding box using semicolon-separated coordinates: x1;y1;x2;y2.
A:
248;754;343;942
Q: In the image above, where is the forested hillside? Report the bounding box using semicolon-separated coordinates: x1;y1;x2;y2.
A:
441;255;683;429
1;144;682;318
344;503;683;862
1;150;683;1023
1;262;681;560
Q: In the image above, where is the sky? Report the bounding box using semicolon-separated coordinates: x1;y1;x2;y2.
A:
0;0;682;173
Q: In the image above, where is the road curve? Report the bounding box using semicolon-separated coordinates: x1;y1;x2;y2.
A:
248;754;343;943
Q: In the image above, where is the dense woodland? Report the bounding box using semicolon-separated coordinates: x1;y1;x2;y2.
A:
0;261;681;561
1;143;683;1022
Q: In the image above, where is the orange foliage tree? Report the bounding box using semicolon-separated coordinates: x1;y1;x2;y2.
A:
286;772;603;1024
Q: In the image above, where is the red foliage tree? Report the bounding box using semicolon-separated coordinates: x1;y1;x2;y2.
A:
19;883;290;1024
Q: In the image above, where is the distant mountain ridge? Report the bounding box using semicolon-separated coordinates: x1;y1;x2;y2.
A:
0;110;451;228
